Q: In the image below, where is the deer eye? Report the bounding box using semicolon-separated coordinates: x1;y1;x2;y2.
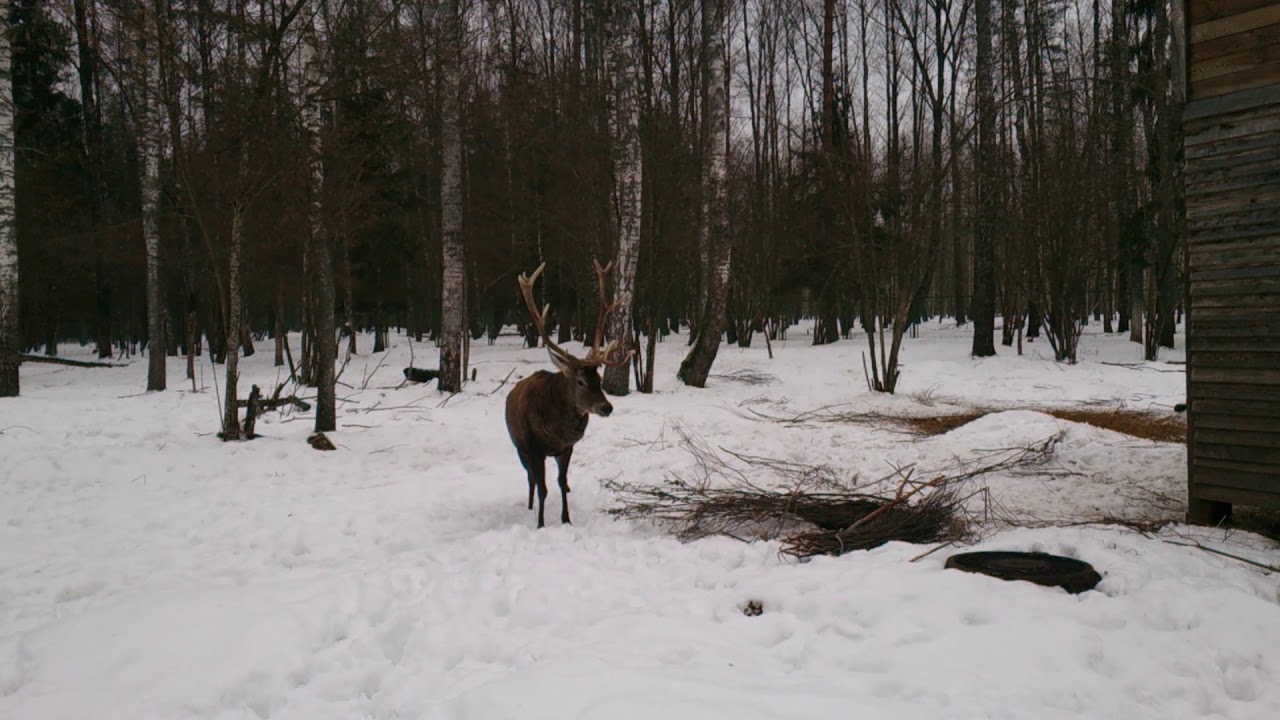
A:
577;378;587;388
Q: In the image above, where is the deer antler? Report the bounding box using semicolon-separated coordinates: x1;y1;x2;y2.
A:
584;258;633;368
517;263;578;368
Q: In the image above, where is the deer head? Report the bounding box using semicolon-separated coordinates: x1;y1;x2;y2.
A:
516;260;632;417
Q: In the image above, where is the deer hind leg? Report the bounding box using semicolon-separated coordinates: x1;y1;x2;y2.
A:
517;450;535;510
555;449;573;524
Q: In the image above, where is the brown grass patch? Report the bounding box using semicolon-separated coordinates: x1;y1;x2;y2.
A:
897;413;987;436
902;408;1186;444
739;401;1187;444
1045;408;1185;444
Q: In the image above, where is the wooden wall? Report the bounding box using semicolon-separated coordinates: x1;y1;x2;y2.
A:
1188;0;1280;100
1184;1;1280;523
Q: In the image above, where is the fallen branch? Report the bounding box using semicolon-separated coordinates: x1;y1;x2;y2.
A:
236;395;312;411
709;368;778;386
361;350;392;390
486;367;518;396
1101;361;1184;373
1153;529;1280;574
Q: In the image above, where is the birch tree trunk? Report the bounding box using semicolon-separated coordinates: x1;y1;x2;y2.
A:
970;0;997;357
603;0;642;396
0;19;17;397
438;0;465;393
142;2;165;392
304;1;336;432
223;166;246;437
222;1;248;438
678;0;730;388
950;66;965;326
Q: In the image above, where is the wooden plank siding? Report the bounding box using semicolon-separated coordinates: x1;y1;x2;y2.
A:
1188;1;1280;99
1183;1;1280;523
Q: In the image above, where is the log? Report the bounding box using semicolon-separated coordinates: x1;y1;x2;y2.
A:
20;354;120;368
403;366;440;383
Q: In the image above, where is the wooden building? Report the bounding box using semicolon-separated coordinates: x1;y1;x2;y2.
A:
1182;0;1280;523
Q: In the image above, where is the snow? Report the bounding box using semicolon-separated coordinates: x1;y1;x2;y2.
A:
2;321;1278;720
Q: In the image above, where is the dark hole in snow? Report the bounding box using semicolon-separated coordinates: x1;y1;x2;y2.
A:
742;600;764;617
944;551;1102;594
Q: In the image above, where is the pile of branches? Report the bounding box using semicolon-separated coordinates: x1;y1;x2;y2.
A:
602;425;1062;559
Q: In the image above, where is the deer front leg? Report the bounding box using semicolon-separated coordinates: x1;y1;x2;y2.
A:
555;448;573;524
531;456;549;529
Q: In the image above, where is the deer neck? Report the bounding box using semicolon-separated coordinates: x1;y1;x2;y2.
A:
552;371;589;431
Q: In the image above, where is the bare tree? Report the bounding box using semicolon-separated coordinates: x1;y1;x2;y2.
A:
678;0;730;388
142;1;166;391
438;0;465;393
603;0;643;396
970;0;996;357
304;0;335;432
0;14;16;397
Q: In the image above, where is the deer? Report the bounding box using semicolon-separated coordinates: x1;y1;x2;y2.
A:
504;260;632;528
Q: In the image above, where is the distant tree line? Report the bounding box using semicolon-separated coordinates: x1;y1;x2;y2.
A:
0;0;1184;411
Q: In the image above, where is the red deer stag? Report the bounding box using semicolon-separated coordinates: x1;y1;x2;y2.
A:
505;261;632;528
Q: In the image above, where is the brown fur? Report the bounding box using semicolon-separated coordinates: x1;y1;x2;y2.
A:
505;364;613;528
506;261;630;528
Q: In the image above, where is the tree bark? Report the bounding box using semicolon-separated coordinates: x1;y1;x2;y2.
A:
970;0;996;357
74;0;112;361
1148;4;1181;357
438;0;465;393
678;0;730;388
929;0;944;328
0;17;17;397
341;230;356;357
274;281;285;367
303;1;335;432
949;15;965;327
223;186;245;437
603;0;643;396
142;3;165;392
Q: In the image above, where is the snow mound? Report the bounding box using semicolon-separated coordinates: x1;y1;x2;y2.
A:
934;409;1068;445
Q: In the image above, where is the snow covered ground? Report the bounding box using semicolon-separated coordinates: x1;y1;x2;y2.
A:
2;320;1278;720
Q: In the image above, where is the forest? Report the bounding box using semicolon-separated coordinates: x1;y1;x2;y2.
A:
0;0;1185;428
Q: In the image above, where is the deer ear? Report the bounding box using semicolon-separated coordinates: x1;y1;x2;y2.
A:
548;348;574;374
